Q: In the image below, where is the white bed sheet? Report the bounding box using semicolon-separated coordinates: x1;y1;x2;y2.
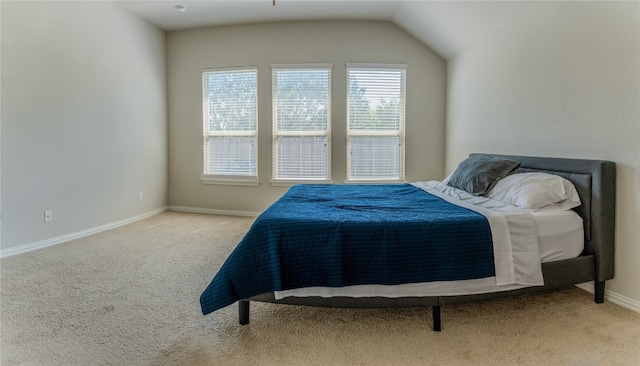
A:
274;181;583;300
535;209;584;262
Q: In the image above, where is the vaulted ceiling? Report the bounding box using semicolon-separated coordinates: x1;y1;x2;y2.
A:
118;0;543;60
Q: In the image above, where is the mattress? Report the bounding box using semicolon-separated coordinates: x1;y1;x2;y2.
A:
274;181;583;300
535;209;584;262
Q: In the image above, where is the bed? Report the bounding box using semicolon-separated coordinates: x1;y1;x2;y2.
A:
200;154;616;331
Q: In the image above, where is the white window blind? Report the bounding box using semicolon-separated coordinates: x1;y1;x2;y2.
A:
347;64;406;181
272;65;332;181
202;67;258;183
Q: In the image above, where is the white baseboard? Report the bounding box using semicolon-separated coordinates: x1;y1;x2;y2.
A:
576;282;640;313
0;207;168;258
168;205;260;217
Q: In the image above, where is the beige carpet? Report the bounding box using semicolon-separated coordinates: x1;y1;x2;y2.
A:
1;211;639;366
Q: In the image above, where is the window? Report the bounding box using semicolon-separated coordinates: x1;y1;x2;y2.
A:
272;64;332;182
201;67;258;185
347;64;406;182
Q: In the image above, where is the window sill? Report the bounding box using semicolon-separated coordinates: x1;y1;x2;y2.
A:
270;179;333;187
201;175;260;186
345;180;407;184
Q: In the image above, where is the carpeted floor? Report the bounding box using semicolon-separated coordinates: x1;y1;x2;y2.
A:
1;211;639;365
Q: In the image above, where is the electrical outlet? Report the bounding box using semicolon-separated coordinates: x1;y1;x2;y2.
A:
44;210;52;223
138;192;143;202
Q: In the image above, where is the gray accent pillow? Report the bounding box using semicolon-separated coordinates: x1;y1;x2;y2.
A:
447;156;521;196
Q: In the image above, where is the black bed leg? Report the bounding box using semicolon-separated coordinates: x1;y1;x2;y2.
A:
239;300;250;325
432;305;441;332
595;281;605;304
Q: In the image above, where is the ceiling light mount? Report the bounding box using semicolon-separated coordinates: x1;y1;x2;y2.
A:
175;4;187;12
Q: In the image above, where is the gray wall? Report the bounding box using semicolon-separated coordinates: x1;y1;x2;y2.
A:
167;21;447;213
1;1;168;251
446;1;640;304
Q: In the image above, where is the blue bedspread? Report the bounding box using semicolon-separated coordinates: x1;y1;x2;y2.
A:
200;184;494;315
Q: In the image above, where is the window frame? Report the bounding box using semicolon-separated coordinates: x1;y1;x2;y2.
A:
201;66;259;186
271;64;333;185
346;63;407;183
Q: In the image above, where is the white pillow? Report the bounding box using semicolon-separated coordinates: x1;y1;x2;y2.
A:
487;172;581;210
441;172;453;185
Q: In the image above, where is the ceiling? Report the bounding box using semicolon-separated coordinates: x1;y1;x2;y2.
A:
118;0;543;60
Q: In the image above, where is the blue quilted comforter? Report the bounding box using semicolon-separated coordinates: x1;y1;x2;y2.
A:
200;184;494;315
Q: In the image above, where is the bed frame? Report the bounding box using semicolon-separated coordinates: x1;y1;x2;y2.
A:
239;154;616;331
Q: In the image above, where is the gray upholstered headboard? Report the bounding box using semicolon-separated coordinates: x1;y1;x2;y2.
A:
471;154;616;282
